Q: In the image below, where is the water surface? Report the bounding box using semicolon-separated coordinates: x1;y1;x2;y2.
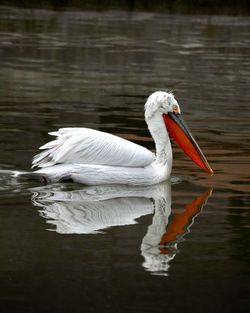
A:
0;6;249;313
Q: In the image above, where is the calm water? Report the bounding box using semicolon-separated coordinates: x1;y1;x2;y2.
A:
0;5;250;313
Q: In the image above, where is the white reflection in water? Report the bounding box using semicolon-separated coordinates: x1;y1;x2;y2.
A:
31;182;212;276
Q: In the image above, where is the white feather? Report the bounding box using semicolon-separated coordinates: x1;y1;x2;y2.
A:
32;128;154;169
31;91;183;185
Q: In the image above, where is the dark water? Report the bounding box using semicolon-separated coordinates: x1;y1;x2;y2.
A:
0;5;250;313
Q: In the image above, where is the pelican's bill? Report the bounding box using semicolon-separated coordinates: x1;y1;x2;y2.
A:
163;112;214;175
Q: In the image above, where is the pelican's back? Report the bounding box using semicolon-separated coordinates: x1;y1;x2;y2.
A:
32;128;154;169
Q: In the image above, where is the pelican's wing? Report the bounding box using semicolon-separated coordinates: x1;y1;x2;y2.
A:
32;128;154;168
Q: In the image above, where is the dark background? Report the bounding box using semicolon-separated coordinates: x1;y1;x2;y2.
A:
1;0;250;15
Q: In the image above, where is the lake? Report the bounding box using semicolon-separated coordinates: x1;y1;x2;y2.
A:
0;5;249;313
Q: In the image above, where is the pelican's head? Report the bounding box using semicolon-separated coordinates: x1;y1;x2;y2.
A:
145;91;213;175
145;91;180;120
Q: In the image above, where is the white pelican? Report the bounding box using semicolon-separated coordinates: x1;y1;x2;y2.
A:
29;91;213;185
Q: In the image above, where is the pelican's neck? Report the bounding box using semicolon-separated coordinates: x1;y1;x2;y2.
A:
146;114;173;167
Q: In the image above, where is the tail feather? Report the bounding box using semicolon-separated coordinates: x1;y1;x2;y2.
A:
13;164;75;184
14;171;49;184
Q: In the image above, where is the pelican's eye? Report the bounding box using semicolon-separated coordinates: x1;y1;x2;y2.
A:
173;105;178;113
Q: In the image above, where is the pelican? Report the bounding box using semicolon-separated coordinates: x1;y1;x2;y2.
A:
28;91;213;185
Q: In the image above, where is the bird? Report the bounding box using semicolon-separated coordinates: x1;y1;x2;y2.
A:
28;91;213;185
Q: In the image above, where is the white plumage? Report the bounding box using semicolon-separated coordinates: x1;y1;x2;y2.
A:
29;90;212;185
33;128;154;168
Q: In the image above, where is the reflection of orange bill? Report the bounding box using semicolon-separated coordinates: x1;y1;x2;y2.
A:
163;112;214;175
159;187;213;254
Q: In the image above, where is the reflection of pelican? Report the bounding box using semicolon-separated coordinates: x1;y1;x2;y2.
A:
32;182;212;276
23;91;213;185
31;183;168;234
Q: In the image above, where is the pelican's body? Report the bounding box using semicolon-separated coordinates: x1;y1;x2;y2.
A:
33;126;172;185
30;91;213;185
